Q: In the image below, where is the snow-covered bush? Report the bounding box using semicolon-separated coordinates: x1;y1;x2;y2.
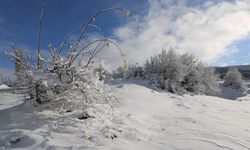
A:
2;5;136;141
223;68;245;91
4;7;135;106
94;61;109;81
144;49;185;93
201;67;219;95
124;64;144;79
144;49;218;95
179;53;202;93
159;49;185;93
112;67;125;79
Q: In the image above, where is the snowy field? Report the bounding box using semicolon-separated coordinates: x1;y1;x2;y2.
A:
1;81;250;150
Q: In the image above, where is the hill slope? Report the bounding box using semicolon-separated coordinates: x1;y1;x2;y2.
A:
109;80;250;150
0;81;250;149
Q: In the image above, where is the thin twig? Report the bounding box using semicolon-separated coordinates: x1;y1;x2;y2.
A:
70;7;129;53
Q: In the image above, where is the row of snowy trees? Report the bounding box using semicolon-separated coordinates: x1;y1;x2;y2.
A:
112;49;246;94
113;49;219;95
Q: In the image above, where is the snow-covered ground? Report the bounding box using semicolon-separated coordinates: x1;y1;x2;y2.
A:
1;81;250;149
0;85;11;90
0;93;24;110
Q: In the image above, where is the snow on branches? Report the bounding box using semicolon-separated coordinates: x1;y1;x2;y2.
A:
3;7;136;107
223;68;245;91
143;49;219;95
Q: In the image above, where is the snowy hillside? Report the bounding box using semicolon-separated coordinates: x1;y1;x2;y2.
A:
1;80;250;149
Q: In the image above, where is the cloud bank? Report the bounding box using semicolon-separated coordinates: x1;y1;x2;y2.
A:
98;0;250;70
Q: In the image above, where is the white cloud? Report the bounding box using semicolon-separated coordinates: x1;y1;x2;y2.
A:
97;0;250;70
175;1;250;61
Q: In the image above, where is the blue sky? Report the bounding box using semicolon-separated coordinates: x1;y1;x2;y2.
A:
1;0;250;76
216;35;250;66
0;0;146;69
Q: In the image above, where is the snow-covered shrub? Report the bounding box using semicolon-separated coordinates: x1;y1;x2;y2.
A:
180;53;202;93
4;7;135;105
223;68;245;91
124;64;144;79
2;5;136;141
160;50;185;93
112;67;125;79
180;53;219;95
94;61;109;81
144;49;219;95
144;49;185;93
201;67;219;95
181;66;203;93
62;66;116;112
